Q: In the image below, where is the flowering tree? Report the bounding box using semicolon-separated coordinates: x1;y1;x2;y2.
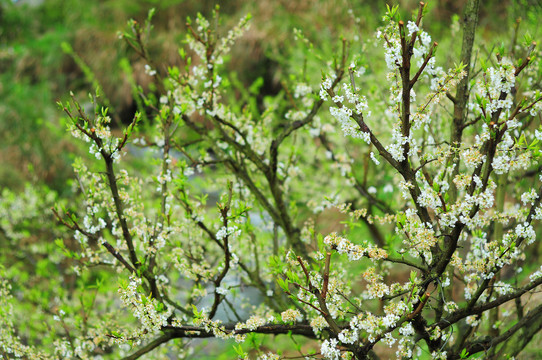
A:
2;1;542;359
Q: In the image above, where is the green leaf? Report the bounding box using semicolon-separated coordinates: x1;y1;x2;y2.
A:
233;344;247;357
277;277;289;292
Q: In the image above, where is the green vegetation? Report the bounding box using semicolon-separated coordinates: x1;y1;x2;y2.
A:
2;0;542;359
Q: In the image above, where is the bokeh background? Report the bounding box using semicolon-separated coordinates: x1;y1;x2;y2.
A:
1;0;540;192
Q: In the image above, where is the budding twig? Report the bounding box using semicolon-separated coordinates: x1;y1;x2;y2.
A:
322;252;331;299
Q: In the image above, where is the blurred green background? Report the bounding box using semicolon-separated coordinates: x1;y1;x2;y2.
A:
1;0;540;193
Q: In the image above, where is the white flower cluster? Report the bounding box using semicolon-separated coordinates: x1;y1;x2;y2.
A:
69;112;125;163
216;225;241;240
294;82;313;101
320;77;334;100
463;228;526;283
399;322;414;336
0;278;41;358
217;15;251;55
529;100;542;116
521;188;538;206
322;73;374;141
87;136;121;161
534;204;542;220
338;327;358;344
417;186;441;210
82;215;107;235
438;180;498;229
384;38;401;71
431;350;448;360
328;106;365;140
310;315;328;335
493;281;514;296
406;21;419;36
280;308;302;323
382;332;397;347
482;58;516;100
321;338;341;360
235;314;267;331
182;16;252;119
466;315;480;327
192;312;239;340
324;233;387;261
370;151;380;165
215;286;229;295
0;184;57;242
492;134;515;175
341;83;371;115
529;265;542;282
349;302;405;343
386;126;409;162
461;147;486;170
396;336;414;358
258;353;280;360
398;181;415;200
401;218;438;254
486;98;513;116
413;30;432;61
144;64;156;76
118;276;174;335
515;222;536;245
350;62;366;78
362;267;390;299
444;301;459;313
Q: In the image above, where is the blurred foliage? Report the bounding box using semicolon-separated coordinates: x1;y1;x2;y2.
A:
1;0;539;191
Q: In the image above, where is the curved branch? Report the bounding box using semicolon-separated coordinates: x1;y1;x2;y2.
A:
123;332;173;360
